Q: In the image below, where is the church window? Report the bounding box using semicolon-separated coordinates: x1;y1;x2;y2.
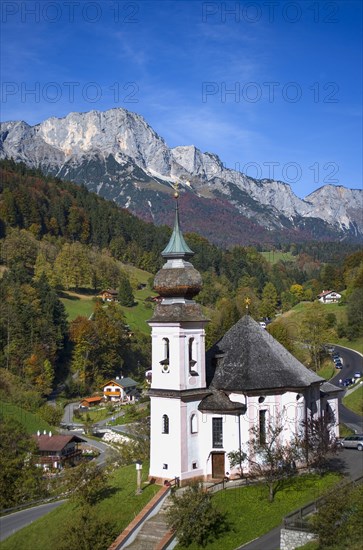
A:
192;462;197;469
259;410;267;444
162;414;169;434
189;338;197;374
160;338;170;371
212;417;223;448
190;413;198;433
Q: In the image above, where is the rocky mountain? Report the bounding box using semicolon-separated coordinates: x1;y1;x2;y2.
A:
1;108;361;247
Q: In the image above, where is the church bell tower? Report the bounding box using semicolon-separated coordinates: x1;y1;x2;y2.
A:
148;187;208;483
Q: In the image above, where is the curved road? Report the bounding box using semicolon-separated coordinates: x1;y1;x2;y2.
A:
330;344;363;434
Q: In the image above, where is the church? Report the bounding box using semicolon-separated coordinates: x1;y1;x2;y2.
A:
148;191;340;484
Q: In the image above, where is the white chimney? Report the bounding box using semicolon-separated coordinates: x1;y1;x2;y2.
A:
49;431;52;437
37;430;40;436
43;429;47;435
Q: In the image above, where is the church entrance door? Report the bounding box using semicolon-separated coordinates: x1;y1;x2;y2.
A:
211;452;225;478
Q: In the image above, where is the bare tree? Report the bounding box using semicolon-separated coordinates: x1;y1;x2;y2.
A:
300;413;338;474
247;416;300;502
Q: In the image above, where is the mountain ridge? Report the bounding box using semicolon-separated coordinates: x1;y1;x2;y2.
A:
1;107;361;246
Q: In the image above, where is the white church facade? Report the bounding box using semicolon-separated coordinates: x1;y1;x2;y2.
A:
148;194;341;484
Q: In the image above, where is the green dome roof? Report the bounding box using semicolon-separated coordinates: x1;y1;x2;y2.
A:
161;200;194;259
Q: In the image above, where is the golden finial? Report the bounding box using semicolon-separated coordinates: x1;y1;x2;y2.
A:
245;297;251;311
173;181;180;199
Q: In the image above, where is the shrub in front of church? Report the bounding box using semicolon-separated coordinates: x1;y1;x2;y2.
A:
166;482;229;547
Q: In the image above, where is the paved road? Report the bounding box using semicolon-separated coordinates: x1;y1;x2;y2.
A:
75;433;111;466
330;345;363;433
330;344;363;386
61;401;79;425
0;500;66;542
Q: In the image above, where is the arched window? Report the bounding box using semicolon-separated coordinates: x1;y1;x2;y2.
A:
190;413;198;434
259;410;267;445
162;414;169;434
160;338;170;366
189;338;197;374
160;338;170;372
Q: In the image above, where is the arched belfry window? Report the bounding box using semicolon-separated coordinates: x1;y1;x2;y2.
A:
189;338;197;375
160;338;170;372
162;414;169;434
190;413;198;434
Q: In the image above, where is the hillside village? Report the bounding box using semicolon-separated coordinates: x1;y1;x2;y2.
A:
0;161;362;549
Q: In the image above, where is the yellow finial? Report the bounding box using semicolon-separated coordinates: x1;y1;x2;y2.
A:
245;297;251;311
173;181;180;199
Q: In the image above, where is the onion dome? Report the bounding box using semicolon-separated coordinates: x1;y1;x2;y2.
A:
154;265;202;299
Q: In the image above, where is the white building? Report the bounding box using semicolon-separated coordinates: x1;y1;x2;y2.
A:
148;196;341;485
318;290;342;303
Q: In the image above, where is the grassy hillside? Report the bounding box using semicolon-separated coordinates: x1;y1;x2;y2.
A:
59;291;96;321
343;385;363;415
261;250;296;264
178;473;340;550
279;301;363;354
59;264;156;334
0;402;52;434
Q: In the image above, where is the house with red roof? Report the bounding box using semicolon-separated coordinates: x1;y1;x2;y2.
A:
80;396;103;408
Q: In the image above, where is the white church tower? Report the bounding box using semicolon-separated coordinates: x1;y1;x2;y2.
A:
148;188;209;484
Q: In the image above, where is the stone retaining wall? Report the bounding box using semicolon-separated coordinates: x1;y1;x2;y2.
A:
280;528;317;550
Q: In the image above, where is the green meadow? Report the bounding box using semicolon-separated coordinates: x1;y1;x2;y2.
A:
0;401;52;434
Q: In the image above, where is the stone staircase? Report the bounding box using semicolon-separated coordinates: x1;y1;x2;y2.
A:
125;497;173;550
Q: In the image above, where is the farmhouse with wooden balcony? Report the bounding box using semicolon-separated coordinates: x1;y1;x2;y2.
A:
33;433;85;470
102;377;138;402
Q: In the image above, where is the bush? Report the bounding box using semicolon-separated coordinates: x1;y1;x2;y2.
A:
38;403;63;426
55;505;118;550
311;482;363;549
336;322;347;338
166;483;228;547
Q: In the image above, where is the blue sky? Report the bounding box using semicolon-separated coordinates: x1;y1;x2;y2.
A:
1;0;362;197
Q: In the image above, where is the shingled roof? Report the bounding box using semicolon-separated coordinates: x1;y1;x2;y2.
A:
320;381;343;395
207;315;323;392
33;434;84;452
199;389;246;414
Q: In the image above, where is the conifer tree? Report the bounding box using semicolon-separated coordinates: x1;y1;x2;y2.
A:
259;282;278;319
118;272;134;306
